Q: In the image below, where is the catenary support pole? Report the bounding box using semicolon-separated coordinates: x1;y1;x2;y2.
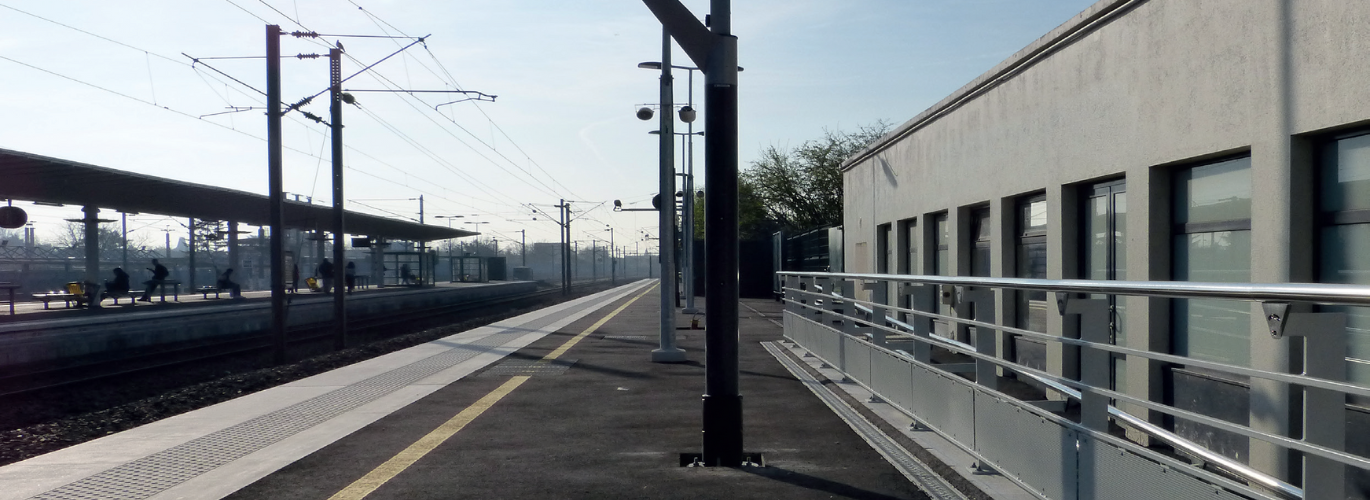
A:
267;24;287;364
330;47;347;349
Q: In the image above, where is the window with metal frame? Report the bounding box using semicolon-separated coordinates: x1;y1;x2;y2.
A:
1082;179;1127;389
1318;129;1370;387
1172;156;1252;367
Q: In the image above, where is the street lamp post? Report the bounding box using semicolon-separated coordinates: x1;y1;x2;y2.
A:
638;62;727;315
640;28;685;364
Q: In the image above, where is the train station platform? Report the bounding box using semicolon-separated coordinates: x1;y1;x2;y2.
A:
0;280;538;372
0;280;972;500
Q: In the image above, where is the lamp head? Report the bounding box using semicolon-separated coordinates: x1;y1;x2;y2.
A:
614;200;622;208
678;106;696;123
637;62;663;70
636;107;654;121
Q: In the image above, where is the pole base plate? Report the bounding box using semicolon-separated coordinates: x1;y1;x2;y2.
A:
651;348;687;363
679;452;765;468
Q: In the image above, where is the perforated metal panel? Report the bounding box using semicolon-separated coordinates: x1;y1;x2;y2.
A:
910;364;974;445
869;348;914;412
843;335;872;383
974;392;1077;500
1079;436;1258;500
814;324;842;363
30;330;522;500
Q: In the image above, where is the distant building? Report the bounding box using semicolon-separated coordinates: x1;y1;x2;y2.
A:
840;0;1370;480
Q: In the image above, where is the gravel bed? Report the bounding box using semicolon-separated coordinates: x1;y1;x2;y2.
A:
0;284;611;466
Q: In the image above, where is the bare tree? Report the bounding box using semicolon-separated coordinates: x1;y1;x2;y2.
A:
54;222;124;251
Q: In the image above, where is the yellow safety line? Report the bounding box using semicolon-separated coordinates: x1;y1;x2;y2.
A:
542;282;659;362
328;282;660;500
327;375;529;500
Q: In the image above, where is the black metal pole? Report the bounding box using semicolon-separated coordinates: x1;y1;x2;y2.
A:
267;25;287;364
560;200;569;295
701;0;742;467
330;47;347;350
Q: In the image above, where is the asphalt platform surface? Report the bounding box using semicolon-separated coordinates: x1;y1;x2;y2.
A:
228;284;927;500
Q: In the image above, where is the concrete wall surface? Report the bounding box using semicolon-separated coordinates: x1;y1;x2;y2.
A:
841;0;1370;490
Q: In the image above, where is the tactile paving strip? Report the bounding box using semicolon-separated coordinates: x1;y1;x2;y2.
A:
478;359;576;377
29;331;520;500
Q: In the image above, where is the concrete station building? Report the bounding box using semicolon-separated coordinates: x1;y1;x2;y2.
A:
840;0;1370;482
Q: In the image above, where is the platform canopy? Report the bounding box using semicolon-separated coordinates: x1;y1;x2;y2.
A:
0;148;478;242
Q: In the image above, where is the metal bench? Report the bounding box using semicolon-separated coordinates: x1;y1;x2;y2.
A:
140;279;181;302
33;282;88;309
101;289;135;305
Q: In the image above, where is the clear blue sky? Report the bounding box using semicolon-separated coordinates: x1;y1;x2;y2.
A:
0;0;1098;250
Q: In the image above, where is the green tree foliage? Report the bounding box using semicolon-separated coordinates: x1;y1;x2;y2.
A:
692;179;779;241
742;121;890;233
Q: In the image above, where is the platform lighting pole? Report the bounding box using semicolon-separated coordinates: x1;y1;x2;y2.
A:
651;27;686;364
330;47;347;349
267;24;288;364
642;0;742;466
682;70;698;314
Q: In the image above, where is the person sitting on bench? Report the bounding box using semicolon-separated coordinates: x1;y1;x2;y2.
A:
105;267;130;297
138;258;170;302
218;268;242;299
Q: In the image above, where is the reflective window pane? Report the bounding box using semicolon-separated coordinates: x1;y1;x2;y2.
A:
1173;230;1252;366
1016;240;1047;331
1114;193;1127;280
935;215;948;276
1322;133;1370;212
1320;224;1370;376
1085;195;1109;280
1174;157;1252;224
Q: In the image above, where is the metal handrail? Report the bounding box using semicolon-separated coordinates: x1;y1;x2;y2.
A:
785;278;1336;499
781;270;1370;307
844;298;1295;497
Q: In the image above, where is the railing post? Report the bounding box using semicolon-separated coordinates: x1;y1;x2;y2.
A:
905;283;935;363
867;279;889;347
962;286;998;390
1279;311;1346;500
1061;294;1110;431
800;272;822;323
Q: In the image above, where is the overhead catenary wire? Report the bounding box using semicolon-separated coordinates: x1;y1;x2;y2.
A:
5;1;572;244
343;0;583;200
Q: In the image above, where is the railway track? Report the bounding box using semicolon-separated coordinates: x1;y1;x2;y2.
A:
0;280;615;398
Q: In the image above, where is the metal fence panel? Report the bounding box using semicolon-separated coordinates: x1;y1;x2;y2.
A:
1078;436;1260;500
911;363;975;445
843;335;872;384
870;348;914;412
975;392;1078;500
